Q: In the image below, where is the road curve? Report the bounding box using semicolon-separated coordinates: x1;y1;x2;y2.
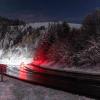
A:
0;64;100;99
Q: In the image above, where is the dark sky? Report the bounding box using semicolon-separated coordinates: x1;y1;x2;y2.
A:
0;0;100;23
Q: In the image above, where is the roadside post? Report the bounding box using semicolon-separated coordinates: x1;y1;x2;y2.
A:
0;64;7;82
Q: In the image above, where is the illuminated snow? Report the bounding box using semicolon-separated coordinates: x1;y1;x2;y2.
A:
0;57;32;66
0;47;33;67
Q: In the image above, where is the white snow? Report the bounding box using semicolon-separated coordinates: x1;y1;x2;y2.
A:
26;22;81;29
0;75;95;100
68;23;81;29
13;22;81;31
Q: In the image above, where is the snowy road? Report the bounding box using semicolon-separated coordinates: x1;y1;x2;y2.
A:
0;64;99;99
0;75;95;100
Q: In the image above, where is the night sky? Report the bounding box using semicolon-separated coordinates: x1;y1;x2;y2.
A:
0;0;100;23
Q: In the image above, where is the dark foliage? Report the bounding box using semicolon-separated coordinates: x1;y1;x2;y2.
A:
0;16;25;32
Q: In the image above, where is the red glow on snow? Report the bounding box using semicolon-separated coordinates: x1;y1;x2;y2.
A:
18;47;49;79
19;63;27;79
34;42;48;65
32;60;45;65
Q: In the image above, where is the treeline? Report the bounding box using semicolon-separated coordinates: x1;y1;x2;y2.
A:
35;9;100;67
0;10;100;67
0;16;25;26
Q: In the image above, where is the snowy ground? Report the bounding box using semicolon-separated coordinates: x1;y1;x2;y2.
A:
0;75;95;100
